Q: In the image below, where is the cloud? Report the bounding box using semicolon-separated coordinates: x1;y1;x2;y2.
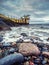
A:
0;0;49;24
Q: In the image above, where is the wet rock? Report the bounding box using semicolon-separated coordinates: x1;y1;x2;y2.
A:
29;61;34;65
16;39;23;43
37;43;45;48
0;49;2;58
9;48;16;53
24;56;31;61
42;58;47;65
42;46;48;52
12;42;17;47
24;61;29;65
47;38;49;41
30;38;34;43
18;43;40;56
32;56;37;60
42;52;49;58
20;33;28;37
34;58;41;64
0;36;3;42
0;53;24;65
0;43;3;48
3;43;11;47
3;49;9;57
23;38;32;43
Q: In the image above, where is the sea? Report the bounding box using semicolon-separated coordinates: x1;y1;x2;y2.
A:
0;24;49;45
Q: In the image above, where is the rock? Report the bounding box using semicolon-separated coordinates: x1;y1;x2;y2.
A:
18;43;40;56
23;39;32;43
42;58;47;65
34;58;41;64
24;61;29;65
29;61;34;65
42;52;49;58
12;42;17;47
42;46;48;52
47;38;49;41
16;39;23;43
0;53;24;65
3;43;11;47
24;56;31;61
0;49;2;58
30;38;34;43
20;33;28;37
0;36;3;42
3;49;9;57
0;43;3;48
0;26;11;31
23;37;33;43
9;48;16;53
32;56;37;59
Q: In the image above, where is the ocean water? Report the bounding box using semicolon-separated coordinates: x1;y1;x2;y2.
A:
0;24;49;44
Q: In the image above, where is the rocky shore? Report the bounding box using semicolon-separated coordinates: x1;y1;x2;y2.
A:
0;32;49;65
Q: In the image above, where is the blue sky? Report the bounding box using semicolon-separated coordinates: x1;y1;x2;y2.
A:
0;0;49;24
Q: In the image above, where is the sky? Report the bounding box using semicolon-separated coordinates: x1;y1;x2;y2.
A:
0;0;49;24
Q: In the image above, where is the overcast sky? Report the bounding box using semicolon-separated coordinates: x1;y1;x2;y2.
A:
0;0;49;24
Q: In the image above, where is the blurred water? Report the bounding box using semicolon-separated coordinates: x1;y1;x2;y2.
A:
0;24;49;44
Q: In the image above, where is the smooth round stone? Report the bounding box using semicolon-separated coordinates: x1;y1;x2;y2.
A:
3;43;11;47
47;38;49;41
30;38;34;43
0;36;3;42
12;42;16;46
0;53;24;65
9;48;16;53
29;61;34;65
20;33;28;37
23;39;32;43
39;55;44;61
3;50;9;57
0;43;3;48
34;58;41;64
24;61;29;65
0;49;2;58
42;58;47;65
18;43;40;56
24;56;31;61
42;47;48;52
42;52;49;58
16;39;23;43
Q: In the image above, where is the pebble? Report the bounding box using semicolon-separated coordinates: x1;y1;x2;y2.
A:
34;58;41;64
0;36;3;42
20;33;28;37
2;42;11;47
42;52;49;58
9;48;16;53
24;61;29;65
16;39;23;43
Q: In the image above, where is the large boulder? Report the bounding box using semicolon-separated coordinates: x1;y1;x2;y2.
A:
18;43;40;56
0;53;24;65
